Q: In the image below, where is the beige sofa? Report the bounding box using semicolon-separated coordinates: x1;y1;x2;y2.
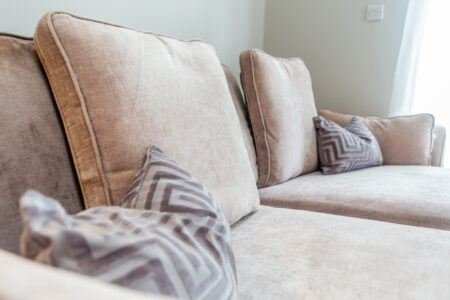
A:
1;30;450;300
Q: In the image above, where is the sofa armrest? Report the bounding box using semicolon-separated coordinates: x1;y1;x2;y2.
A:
0;249;176;300
431;125;446;167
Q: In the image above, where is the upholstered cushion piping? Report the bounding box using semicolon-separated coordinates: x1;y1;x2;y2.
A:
34;12;110;207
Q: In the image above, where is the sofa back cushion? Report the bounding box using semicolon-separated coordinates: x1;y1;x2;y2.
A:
0;33;83;253
240;49;318;188
223;65;258;181
319;110;435;166
34;12;259;224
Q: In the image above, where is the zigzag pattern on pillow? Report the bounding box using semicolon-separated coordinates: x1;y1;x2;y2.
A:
314;116;383;174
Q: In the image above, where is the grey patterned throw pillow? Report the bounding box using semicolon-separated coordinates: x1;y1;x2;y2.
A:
20;146;237;300
314;116;383;175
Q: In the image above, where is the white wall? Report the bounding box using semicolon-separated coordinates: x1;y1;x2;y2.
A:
0;0;266;76
0;0;409;116
264;0;409;117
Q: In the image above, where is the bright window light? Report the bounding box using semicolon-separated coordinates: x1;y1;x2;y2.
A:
413;0;450;167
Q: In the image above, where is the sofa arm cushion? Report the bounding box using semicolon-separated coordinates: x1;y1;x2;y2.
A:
0;250;175;300
319;110;434;166
431;125;446;167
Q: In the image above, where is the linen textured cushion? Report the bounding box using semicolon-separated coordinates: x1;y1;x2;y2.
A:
34;12;259;224
20;147;237;300
0;33;83;253
240;49;318;188
314;116;383;174
319;110;435;165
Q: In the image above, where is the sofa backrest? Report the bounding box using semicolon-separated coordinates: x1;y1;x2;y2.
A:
0;33;257;253
0;34;84;253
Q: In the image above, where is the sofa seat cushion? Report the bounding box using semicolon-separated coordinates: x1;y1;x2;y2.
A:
232;206;450;299
259;165;450;230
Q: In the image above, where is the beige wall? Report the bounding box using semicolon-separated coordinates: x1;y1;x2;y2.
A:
0;0;266;76
264;0;409;117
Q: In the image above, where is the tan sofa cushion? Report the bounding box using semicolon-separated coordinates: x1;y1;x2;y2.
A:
232;206;450;299
0;33;83;253
34;12;259;224
240;50;318;188
0;250;174;300
259;165;450;230
319;110;435;165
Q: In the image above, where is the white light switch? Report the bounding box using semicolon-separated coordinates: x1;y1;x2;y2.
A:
366;4;385;22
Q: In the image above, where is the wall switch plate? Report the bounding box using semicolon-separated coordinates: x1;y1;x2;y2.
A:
366;4;385;22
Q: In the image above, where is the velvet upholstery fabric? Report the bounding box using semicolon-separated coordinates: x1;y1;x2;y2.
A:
34;12;259;224
232;206;450;299
259;165;450;230
319;110;435;166
240;49;318;188
0;33;83;253
0;250;174;300
223;65;258;181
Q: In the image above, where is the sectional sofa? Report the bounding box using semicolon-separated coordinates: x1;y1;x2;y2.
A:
1;12;450;300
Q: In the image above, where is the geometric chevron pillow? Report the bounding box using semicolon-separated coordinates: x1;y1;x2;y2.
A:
314;116;383;175
20;146;237;300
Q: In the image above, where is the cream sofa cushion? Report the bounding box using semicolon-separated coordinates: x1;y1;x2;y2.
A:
232;206;450;299
34;12;259;224
319;110;435;165
0;250;174;300
259;165;450;230
240;50;318;188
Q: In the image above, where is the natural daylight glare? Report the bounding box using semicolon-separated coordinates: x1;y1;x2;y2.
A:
413;0;450;166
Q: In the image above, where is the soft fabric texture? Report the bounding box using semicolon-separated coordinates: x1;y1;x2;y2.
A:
0;250;173;300
314;116;383;174
431;124;447;167
240;49;318;188
319;110;435;165
232;206;450;299
34;12;259;224
259;165;450;230
0;33;83;254
20;147;237;300
223;65;258;181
